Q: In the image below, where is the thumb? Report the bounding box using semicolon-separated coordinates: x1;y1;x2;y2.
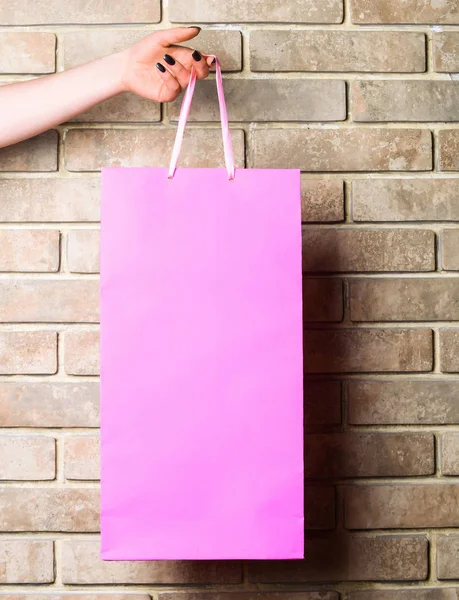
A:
156;26;201;46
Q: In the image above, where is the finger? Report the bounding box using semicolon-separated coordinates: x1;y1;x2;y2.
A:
156;26;201;47
167;46;210;80
162;54;191;90
155;62;181;100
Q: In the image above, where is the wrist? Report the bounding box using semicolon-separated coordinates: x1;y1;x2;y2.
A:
101;51;129;95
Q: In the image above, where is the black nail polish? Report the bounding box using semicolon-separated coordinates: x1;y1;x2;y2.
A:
192;50;201;61
164;54;175;66
211;58;216;65
156;62;166;73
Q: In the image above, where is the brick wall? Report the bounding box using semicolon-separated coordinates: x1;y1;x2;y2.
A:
0;0;459;597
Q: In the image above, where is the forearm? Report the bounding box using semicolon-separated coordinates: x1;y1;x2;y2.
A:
0;51;126;148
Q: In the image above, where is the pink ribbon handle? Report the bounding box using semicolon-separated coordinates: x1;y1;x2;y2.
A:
167;55;235;181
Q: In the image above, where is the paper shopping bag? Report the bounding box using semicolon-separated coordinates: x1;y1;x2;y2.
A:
100;57;304;560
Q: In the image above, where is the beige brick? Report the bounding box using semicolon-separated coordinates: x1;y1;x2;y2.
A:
0;436;55;480
67;231;100;274
64;435;100;480
0;33;55;74
345;485;459;529
352;179;459;222
62;539;242;583
0;332;56;375
303;229;435;273
352;0;459;23
65;129;245;171
0;488;99;532
437;535;459;579
434;32;459;72
303;278;343;322
304;432;434;478
304;381;342;426
349;591;459;600
169;80;346;122
442;229;459;270
159;594;339;600
353;81;459;122
440;329;459;373
0;382;99;427
64;331;100;375
0;279;99;322
301;179;344;222
442;433;459;475
0;230;59;272
304;329;433;373
305;485;335;530
169;0;343;23
439;130;459;171
249;535;428;581
252;129;432;171
64;29;242;72
350;278;459;321
0;131;58;172
0;539;54;583
0;0;160;24
0;596;150;600
349;380;459;425
251;31;425;73
0;178;100;222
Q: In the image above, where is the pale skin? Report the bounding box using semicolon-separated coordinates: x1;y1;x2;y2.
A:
0;26;212;149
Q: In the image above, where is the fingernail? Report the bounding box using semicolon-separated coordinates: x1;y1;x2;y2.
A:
188;26;201;31
156;63;166;73
164;54;175;66
211;58;216;65
192;50;201;61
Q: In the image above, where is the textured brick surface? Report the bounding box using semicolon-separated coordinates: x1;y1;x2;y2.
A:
0;436;55;480
434;32;459;72
0;33;55;74
0;230;59;272
251;31;426;72
440;329;459;373
351;0;459;23
439;130;459;171
0;332;57;375
442;433;459;475
0;539;54;583
67;230;100;273
159;595;339;600
437;535;459;579
252;129;432;171
349;380;459;425
303;278;343;322
0;131;58;171
304;381;342;426
442;229;459;270
301;179;344;222
349;591;459;599
64;331;100;375
64;435;100;480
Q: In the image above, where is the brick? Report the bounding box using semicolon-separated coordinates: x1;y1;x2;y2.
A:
0;33;55;74
0;488;99;532
0;332;56;375
351;0;459;23
352;179;459;222
349;590;459;599
159;595;339;600
301;179;344;222
302;229;435;273
65;129;245;171
64;435;100;480
350;278;459;321
345;484;459;529
249;534;428;582
0;279;99;322
304;329;433;373
0;596;150;600
439;130;459;171
442;229;459;270
169;80;346;122
442;433;459;475
434;32;459;72
0;178;100;222
64;29;242;72
0;0;160;24
252;129;432;172
303;278;343;322
349;380;459;425
67;230;100;273
169;0;343;23
64;331;100;375
440;329;459;373
0;382;99;427
251;30;425;73
0;230;59;272
305;485;335;530
62;539;242;583
0;131;57;172
353;81;459;122
304;381;342;426
0;539;54;583
0;436;55;480
437;535;459;579
304;432;434;478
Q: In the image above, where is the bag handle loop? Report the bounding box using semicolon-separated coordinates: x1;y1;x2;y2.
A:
167;55;235;181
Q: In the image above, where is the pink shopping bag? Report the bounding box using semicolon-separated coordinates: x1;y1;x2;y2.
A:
100;57;304;560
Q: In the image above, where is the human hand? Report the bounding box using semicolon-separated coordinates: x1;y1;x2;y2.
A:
118;27;213;103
